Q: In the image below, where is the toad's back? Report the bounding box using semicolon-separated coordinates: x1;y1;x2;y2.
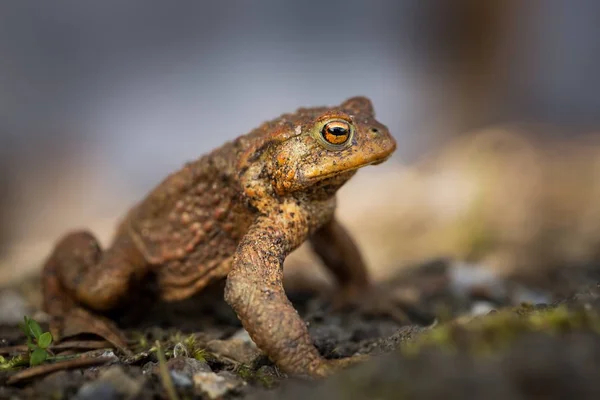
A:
125;138;257;300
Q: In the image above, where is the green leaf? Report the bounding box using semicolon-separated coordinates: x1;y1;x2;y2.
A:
29;348;47;366
38;332;53;349
26;317;43;339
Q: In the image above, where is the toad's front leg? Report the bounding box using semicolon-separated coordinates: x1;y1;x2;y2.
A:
224;206;359;377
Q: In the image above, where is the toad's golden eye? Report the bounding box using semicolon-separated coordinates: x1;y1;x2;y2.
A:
321;120;351;145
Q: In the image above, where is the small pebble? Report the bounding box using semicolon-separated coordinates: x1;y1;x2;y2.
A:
471;301;497;316
230;328;255;344
75;384;120;400
74;366;143;400
449;261;507;301
167;356;212;376
170;370;193;388
194;370;245;399
207;338;261;364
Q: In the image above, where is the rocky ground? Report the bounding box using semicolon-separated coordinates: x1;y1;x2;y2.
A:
0;259;599;399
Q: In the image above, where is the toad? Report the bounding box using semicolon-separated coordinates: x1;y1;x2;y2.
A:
42;96;397;377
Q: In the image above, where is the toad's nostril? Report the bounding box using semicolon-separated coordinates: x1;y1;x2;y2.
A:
370;127;379;133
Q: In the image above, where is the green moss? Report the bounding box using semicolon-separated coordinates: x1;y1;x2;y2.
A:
0;354;28;370
192;348;207;362
235;364;253;380
401;304;600;358
235;364;278;389
154;332;210;363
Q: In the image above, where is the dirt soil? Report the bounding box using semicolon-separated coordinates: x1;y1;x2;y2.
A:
1;259;600;399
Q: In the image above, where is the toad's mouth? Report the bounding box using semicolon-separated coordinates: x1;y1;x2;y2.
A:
306;153;394;182
306;153;392;180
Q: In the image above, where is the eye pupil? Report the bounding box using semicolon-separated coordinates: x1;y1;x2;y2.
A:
321;121;351;146
327;126;347;136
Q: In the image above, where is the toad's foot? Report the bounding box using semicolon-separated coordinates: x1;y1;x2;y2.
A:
49;307;132;356
309;219;424;324
329;283;433;325
43;231;133;356
311;354;371;378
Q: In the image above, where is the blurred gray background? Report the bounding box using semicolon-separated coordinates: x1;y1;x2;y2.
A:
1;0;599;281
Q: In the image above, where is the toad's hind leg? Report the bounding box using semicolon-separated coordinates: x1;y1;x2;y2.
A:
42;230;147;354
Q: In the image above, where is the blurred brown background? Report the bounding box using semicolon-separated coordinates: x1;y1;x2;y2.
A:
1;1;600;287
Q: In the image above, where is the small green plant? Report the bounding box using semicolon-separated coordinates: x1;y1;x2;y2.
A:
19;316;54;366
